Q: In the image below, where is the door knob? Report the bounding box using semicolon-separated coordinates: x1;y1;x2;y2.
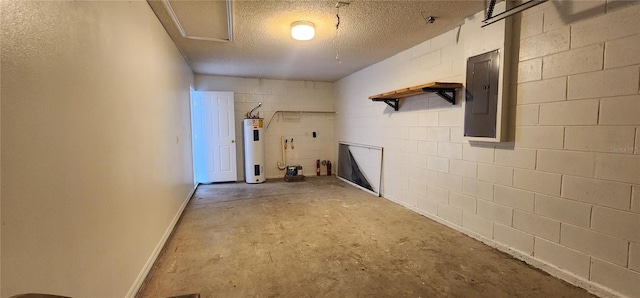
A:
231;139;235;143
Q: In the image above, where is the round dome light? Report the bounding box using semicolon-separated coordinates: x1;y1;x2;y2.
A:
291;21;315;41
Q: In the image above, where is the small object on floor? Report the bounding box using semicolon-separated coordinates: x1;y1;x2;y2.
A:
284;173;305;182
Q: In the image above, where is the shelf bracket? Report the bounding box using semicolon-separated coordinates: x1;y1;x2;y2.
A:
423;88;456;105
372;98;399;111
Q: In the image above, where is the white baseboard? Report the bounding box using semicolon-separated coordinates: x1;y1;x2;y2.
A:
385;196;622;298
125;184;198;298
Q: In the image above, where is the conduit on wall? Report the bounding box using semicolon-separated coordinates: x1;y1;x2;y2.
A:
482;0;548;27
265;110;336;131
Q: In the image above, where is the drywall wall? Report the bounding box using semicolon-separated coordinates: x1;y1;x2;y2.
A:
1;1;194;297
195;76;335;180
335;1;640;297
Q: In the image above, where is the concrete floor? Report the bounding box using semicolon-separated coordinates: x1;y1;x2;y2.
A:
137;176;593;297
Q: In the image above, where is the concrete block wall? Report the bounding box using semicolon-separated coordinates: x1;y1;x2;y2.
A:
335;1;640;297
195;75;335;180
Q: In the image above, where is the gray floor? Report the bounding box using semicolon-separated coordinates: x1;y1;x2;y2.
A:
137;176;593;297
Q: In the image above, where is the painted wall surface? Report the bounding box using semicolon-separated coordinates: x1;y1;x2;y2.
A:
335;2;640;297
195;75;335;180
1;1;194;297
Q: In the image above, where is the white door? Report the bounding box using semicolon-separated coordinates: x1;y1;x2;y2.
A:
192;91;237;183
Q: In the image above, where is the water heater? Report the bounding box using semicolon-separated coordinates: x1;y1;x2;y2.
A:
243;118;265;183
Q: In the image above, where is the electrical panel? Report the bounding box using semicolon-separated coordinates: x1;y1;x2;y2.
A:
464;50;500;139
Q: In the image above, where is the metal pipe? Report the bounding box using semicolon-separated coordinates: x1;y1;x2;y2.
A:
265;110;336;131
247;102;262;118
276;136;287;170
482;0;547;27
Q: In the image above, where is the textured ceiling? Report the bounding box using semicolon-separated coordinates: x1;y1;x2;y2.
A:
148;0;485;82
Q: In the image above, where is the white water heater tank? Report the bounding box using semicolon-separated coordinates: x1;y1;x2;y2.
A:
243;118;265;183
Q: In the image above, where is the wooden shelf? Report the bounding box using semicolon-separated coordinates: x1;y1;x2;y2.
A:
369;82;463;111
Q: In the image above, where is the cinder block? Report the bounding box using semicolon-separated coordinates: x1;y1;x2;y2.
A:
402;140;419;154
606;0;639;12
571;4;640;48
463;144;495;163
462;213;494;238
463;178;494;201
637;129;640;155
437;203;462;226
417;195;437;215
591;206;640;242
409;127;428;141
408;179;428;197
590;258;640;298
418;196;438;215
538;99;599;125
562;176;633;210
518;58;543;83
427;156;449;173
561;224;628;266
441;43;464;64
438;110;463;127
419;112;439;126
411;40;432;59
568;66;640;100
513;169;562;196
515;104;540;126
534;194;592;228
450;159;477;179
438;173;463;192
517;77;567;104
630;243;640;272
428;127;450;142
428;185;449;204
477;200;513;226
595;153;640;184
384;127;409;139
605;34;640;69
520;28;570;61
566;126;636;153
513;210;561;242
522;0;550;16
542;44;604;79
599;95;640;125
495;148;537;169
418;141;438;156
519;11;544;39
401;189;420;207
403;153;427;169
449;191;477;214
633;186;640;213
515;126;564;149
543;0;606;32
438;142;463;159
429;95;454;110
450;127;465;143
400;165;429;181
536;149;595;177
478;164;514;186
494;224;534;254
534;238;591;279
494;185;535;212
431;29;457;50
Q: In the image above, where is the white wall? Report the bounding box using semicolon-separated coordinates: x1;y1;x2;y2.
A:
195;76;335;180
335;1;640;297
1;2;194;297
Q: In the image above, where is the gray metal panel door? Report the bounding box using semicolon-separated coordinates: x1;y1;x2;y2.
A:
465;50;499;138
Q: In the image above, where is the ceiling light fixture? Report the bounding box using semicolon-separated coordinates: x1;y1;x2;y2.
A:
291;21;315;41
